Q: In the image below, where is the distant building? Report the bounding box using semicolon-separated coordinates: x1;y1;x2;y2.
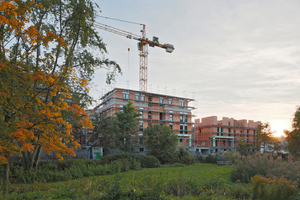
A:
94;88;195;148
193;116;261;154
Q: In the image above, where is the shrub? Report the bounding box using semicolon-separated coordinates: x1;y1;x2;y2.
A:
174;147;196;165
195;154;206;163
135;155;161;168
206;154;218;164
230;152;300;183
250;175;299;200
100;153;161;168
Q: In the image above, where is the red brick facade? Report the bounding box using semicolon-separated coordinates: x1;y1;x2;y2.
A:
95;88;195;146
194;116;260;149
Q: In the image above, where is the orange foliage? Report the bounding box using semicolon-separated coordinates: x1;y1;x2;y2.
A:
0;0;92;165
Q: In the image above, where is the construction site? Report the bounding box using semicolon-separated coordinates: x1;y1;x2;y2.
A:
83;17;261;156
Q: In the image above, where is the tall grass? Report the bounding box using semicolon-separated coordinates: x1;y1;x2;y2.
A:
230;152;300;183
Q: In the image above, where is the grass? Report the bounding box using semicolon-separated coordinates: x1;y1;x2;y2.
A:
2;164;232;199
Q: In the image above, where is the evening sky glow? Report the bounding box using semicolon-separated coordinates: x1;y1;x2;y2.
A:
89;0;300;137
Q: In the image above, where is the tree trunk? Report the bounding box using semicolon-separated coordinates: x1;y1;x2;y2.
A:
34;146;42;169
3;160;10;182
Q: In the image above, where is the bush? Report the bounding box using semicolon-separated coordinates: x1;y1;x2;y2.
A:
100;153;161;168
250;175;299;200
174;147;195;165
206;154;218;164
231;152;300;183
195;154;206;163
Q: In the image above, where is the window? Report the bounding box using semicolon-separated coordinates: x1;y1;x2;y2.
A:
179;138;183;143
148;96;152;107
180;114;187;122
229;128;231;133
122;92;129;99
148;111;152;119
179;100;184;107
160;97;164;103
169;99;172;104
199;129;201;133
180;124;187;134
139;121;143;131
120;105;123;112
159;113;163;120
169;114;173;121
218;127;223;136
169;123;173;129
141;95;145;101
240;130;243;133
139;110;143;119
135;94;139;100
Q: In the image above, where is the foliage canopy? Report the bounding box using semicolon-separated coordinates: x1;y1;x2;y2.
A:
0;0;121;181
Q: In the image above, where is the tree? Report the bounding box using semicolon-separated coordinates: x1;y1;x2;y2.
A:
285;106;300;156
256;123;273;153
0;0;120;181
115;101;140;152
90;101;140;155
89;116;120;156
142;124;178;164
237;139;253;156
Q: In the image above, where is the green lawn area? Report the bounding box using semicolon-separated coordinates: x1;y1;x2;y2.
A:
104;163;231;183
2;164;233;200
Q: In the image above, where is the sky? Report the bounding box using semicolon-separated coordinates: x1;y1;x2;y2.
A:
90;0;300;137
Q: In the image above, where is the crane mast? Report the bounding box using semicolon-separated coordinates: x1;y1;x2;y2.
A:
139;24;148;92
93;21;174;92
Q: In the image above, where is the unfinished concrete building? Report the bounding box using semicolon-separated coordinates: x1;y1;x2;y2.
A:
94;88;195;148
193;116;261;154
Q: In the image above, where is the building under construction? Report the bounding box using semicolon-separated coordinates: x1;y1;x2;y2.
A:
193;116;261;154
95;88;195;148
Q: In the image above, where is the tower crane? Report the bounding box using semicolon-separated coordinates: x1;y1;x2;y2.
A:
93;21;175;92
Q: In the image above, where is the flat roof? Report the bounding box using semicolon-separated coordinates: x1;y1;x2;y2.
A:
100;87;195;101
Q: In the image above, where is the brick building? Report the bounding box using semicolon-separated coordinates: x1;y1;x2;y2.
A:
193;116;260;154
94;88;195;147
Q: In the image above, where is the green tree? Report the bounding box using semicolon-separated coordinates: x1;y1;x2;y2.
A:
256;123;273;153
89;116;120;156
90;102;140;155
237;139;253;156
142;124;178;164
115;101;140;152
285;106;300;156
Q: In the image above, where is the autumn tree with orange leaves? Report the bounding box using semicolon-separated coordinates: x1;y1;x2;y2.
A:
0;0;120;181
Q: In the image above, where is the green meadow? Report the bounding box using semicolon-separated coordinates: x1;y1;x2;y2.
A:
2;164;237;200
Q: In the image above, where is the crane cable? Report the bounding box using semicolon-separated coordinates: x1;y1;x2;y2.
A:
98;15;143;26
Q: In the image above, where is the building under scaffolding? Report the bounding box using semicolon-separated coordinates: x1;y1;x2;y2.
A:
193;116;261;154
94;88;195;149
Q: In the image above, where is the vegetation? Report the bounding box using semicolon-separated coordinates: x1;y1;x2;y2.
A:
142;124;178;164
90;101;140;155
230;152;300;183
2;164;238;199
285;106;300;156
256;123;274;153
0;0;120;181
250;175;298;200
98;153;161;168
